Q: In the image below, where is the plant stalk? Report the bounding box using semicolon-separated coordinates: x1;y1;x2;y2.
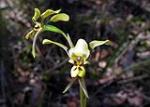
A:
62;33;74;48
80;79;87;107
32;28;43;57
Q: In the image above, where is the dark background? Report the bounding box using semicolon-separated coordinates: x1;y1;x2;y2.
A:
0;0;150;107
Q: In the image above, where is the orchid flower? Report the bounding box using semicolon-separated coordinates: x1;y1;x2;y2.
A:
25;8;70;58
42;37;110;98
25;7;111;107
68;39;90;77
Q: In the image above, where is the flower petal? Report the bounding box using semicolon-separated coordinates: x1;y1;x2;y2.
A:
32;8;41;22
25;30;36;40
89;40;110;49
68;59;74;64
78;66;85;77
69;39;90;61
71;66;79;77
41;9;61;19
78;78;89;98
68;48;77;60
63;78;76;93
42;39;68;53
50;13;70;22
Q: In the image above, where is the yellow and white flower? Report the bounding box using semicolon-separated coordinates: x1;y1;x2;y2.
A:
43;38;110;78
68;39;90;77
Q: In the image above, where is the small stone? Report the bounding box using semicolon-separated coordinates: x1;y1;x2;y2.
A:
98;61;107;68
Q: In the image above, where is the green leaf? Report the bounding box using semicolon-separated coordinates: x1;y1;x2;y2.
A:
50;13;69;22
78;78;89;98
89;40;110;49
41;9;61;19
25;30;36;39
63;78;76;93
32;8;41;22
43;25;65;36
42;39;68;52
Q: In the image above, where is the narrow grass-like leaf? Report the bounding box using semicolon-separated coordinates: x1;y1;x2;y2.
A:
42;39;68;52
50;13;69;22
41;9;61;19
63;78;76;93
89;40;110;49
32;8;41;22
78;78;89;98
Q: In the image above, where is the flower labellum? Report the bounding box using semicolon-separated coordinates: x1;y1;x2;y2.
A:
71;66;85;77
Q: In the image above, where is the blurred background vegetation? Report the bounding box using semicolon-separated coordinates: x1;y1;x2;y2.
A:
0;0;150;107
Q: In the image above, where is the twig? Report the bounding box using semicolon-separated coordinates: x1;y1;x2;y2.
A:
111;32;150;70
117;74;149;84
124;59;150;71
47;58;68;73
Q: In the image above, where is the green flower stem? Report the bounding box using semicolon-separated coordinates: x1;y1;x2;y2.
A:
80;78;87;107
62;33;74;48
32;28;43;57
